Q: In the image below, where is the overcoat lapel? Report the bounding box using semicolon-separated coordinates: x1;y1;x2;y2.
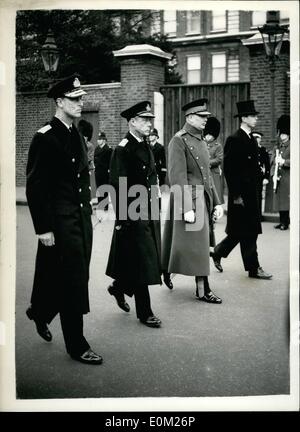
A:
125;132;154;177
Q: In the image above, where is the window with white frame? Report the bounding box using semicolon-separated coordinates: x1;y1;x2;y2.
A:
212;53;226;82
187;55;201;84
163;10;177;36
150;11;161;35
212;11;227;32
252;11;267;27
186;10;201;34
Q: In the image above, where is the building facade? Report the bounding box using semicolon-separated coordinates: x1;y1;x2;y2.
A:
151;9;289;85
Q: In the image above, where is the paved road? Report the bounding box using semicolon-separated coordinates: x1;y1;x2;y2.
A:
15;197;290;402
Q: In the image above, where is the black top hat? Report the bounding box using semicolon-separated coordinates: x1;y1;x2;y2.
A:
149;128;159;137
277;115;290;135
78;119;93;141
234;100;259;118
121;101;155;121
98;131;107;139
182;98;211;116
47;73;87;99
203;117;220;139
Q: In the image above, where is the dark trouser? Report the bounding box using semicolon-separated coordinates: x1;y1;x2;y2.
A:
279;211;290;226
258;181;263;218
134;284;153;320
29;304;90;357
113;280;153;320
60;310;90;357
214;234;260;272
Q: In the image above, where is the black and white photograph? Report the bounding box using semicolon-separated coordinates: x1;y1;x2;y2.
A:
0;0;299;414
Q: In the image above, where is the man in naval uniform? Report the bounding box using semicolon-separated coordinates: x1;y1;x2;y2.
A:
106;101;162;328
26;74;103;365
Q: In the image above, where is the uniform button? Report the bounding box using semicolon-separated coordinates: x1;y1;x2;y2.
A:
203;177;206;180
200;166;203;169
80;203;83;208
150;198;152;202
72;158;75;163
143;165;146;169
89;171;91;176
79;188;82;192
190;146;193;150
196;156;199;160
89;186;91;190
77;173;80;178
248;156;251;159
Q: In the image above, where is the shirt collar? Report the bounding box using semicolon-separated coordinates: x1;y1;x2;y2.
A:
55;115;72;130
129;131;143;142
240;125;252;138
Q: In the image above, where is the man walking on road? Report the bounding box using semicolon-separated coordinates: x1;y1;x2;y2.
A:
106;101;162;328
26;74;103;365
211;100;272;280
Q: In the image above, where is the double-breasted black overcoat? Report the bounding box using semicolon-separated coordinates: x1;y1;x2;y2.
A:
224;128;262;237
106;132;161;294
150;141;167;185
26;117;93;320
94;143;113;188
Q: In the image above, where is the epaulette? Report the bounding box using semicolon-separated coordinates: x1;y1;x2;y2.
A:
175;129;187;137
118;138;128;147
37;124;52;134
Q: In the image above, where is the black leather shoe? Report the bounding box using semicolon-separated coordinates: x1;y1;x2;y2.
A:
210;252;223;272
71;348;103;365
248;267;272;280
26;307;52;342
163;272;173;289
140;315;162;328
280;224;289;230
198;291;222;304
107;285;130;312
274;224;282;229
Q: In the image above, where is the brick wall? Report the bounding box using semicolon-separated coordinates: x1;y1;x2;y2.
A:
16;92;53;186
119;56;165;135
83;83;122;146
16;83;121;186
248;42;290;151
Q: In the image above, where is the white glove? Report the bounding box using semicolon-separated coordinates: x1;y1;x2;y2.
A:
213;205;223;221
276;154;285;166
263;179;269;185
184;210;195;223
38;232;55;247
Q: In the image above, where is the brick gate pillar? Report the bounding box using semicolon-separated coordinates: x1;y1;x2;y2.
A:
113;44;172;137
243;34;290;214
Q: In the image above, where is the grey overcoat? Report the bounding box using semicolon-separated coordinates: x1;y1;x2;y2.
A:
161;122;220;276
